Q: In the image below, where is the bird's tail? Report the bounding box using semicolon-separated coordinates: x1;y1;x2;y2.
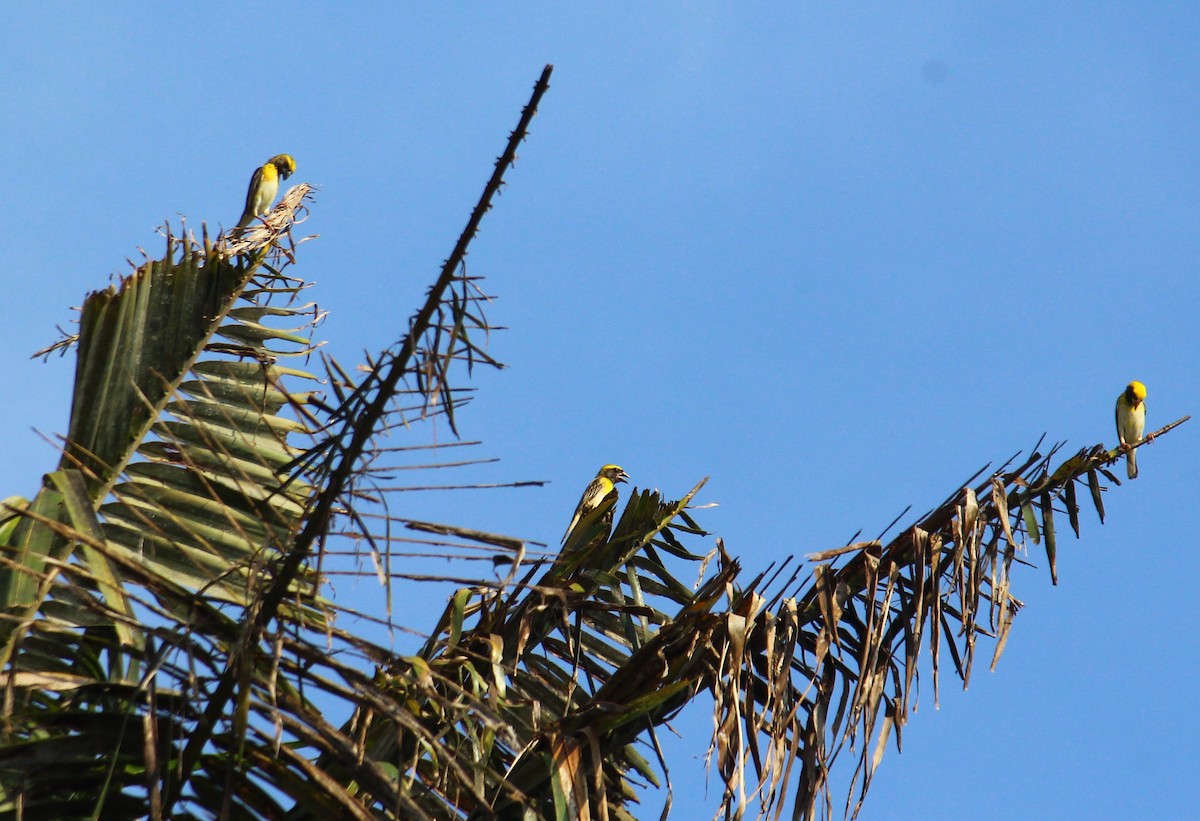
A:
1126;448;1138;480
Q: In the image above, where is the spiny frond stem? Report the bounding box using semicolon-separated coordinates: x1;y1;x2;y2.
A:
163;64;554;815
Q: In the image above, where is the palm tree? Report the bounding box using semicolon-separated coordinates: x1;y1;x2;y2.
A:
0;65;1185;821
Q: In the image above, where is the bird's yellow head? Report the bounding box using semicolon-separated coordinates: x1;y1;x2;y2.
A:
269;154;297;180
1125;380;1147;407
598;464;628;484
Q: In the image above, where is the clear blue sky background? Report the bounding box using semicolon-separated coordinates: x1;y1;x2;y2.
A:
1;4;1197;819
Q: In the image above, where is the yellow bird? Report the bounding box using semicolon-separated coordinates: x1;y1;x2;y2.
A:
562;464;628;545
236;154;296;229
1114;380;1147;479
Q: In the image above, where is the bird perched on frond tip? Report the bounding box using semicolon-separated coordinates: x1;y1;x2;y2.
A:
236;154;296;229
1115;380;1147;479
562;464;628;545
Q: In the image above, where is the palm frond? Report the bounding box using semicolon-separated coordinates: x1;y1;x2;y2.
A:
0;185;335;818
341;417;1186;820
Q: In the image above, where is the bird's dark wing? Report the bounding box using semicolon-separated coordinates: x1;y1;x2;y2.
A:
237;165;267;227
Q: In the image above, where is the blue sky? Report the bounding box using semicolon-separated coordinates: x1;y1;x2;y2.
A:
2;4;1197;819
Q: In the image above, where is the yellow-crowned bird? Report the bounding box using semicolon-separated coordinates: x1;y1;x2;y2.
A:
236;154;296;229
562;464;628;545
1115;380;1147;479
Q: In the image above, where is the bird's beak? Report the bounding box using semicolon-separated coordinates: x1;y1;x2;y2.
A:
617;471;629;484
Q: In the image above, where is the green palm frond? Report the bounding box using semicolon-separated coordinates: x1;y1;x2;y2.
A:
0;185;333;817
